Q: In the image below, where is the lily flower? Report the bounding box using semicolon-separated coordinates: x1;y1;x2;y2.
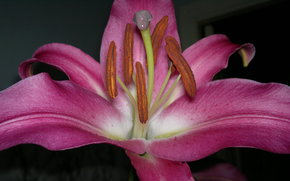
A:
1;0;290;180
192;163;247;181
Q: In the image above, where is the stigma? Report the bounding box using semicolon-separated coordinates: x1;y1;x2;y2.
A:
105;10;196;138
133;10;152;30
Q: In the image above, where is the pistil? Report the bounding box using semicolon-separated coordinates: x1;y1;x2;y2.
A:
134;10;154;106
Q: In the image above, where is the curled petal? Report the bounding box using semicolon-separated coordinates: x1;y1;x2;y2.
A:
183;34;255;88
0;73;145;153
126;151;194;181
148;79;290;161
19;43;107;98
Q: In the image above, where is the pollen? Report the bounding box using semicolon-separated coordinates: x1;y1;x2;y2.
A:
135;62;148;124
164;36;182;53
164;36;181;73
165;36;196;97
106;41;118;99
123;23;134;85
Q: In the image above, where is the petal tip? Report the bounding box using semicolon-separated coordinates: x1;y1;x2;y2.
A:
239;43;256;67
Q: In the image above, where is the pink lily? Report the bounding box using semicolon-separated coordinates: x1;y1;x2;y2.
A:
192;163;247;181
1;0;290;180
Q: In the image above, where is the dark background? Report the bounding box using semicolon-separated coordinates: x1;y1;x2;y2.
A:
0;0;289;180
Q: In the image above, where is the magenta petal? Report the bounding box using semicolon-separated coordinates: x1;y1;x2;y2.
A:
126;151;195;181
19;43;107;98
0;73;145;153
183;34;255;88
100;0;179;93
148;79;290;161
193;163;247;181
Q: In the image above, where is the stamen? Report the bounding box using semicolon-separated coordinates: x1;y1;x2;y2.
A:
151;16;168;64
116;75;139;138
135;62;148;124
116;76;137;111
165;36;196;97
149;65;172;117
164;36;181;73
150;74;181;117
161;74;181;109
106;41;118;99
164;36;181;52
123;23;134;85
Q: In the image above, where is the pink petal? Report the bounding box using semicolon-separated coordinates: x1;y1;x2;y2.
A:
0;73;145;153
100;0;179;93
193;163;247;181
19;43;107;98
183;34;255;88
126;151;194;181
147;78;290;161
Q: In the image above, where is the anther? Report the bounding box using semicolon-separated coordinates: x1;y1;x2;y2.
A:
135;62;148;124
151;16;168;64
165;36;196;97
165;36;182;52
106;41;118;99
133;10;152;30
165;36;181;73
123;23;134;85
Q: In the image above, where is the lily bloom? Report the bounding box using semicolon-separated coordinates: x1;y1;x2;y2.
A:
1;0;290;180
192;163;247;181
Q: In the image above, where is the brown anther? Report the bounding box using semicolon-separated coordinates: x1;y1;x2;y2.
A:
123;23;134;85
151;16;168;64
165;36;196;97
165;36;181;73
135;62;148;124
165;36;182;52
106;41;118;99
